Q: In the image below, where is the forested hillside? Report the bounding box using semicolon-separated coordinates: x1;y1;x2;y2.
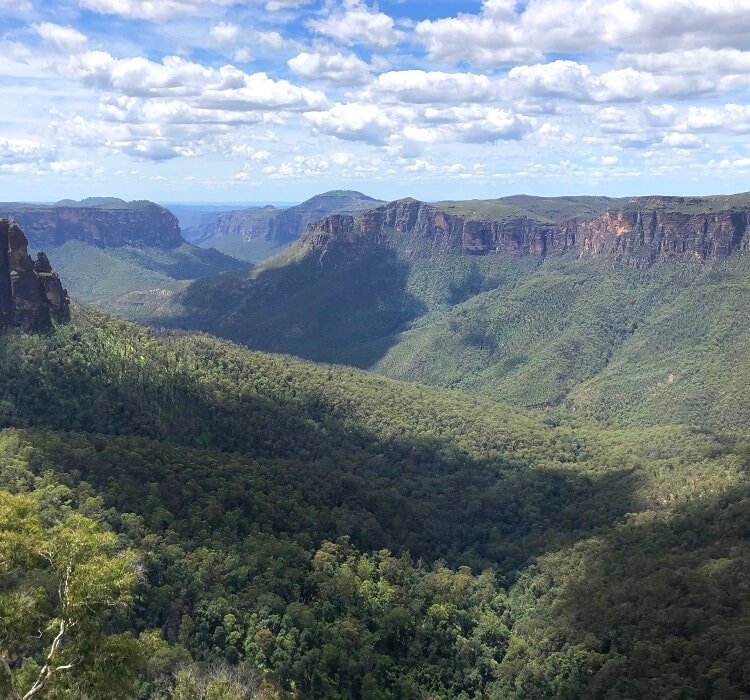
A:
171;238;750;430
1;305;748;698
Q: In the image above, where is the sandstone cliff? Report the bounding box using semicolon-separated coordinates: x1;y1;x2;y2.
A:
206;191;386;245
0;199;183;249
304;197;750;267
0;220;69;329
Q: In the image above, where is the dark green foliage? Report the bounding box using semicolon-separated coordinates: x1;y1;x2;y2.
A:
166;242;750;430
0;307;748;697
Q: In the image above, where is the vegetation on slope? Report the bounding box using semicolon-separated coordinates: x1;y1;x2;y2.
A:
167;233;750;430
0;306;748;697
44;241;248;323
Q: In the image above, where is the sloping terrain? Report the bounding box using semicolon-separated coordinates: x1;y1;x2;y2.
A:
0;199;248;322
163;193;750;429
0;304;748;697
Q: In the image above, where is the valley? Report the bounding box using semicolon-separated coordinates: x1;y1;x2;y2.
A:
0;188;748;698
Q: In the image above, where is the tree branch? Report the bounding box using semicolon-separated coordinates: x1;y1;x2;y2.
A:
0;654;22;700
22;566;77;700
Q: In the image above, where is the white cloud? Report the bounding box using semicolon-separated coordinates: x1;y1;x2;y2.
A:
63;52;327;110
261;154;329;178
303;99;531;150
679;104;750;133
619;48;750;76
288;51;371;86
305;102;396;144
309;0;403;50
416;0;750;68
232;48;253;63
0;0;32;12
208;22;240;45
363;71;496;104
32;23;88;54
506;61;720;103
0;137;56;163
265;0;313;10
78;0;272;22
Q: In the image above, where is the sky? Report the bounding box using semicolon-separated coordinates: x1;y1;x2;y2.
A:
2;0;750;203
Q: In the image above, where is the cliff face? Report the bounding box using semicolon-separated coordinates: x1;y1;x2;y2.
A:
207;191;387;245
305;198;750;267
0;201;183;249
212;206;280;242
0;220;69;330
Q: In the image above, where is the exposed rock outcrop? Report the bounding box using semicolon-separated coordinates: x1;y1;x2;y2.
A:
0;200;183;249
304;197;750;267
0;219;69;330
205;191;387;246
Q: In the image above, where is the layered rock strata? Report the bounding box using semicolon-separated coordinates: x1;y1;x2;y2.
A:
0;201;182;249
305;198;750;267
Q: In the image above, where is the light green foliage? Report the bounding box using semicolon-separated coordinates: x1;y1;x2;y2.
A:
169;237;750;429
433;194;622;223
43;241;247;324
0;491;139;699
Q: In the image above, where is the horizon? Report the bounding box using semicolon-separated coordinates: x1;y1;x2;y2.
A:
6;187;750;210
1;0;750;203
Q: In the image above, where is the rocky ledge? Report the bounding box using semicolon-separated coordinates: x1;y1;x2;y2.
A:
305;197;750;267
0;219;69;330
0;199;183;249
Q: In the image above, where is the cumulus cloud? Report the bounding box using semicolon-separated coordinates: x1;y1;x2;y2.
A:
208;22;240;45
265;0;313;10
416;0;750;67
0;0;32;12
0;137;56;163
63;52;327;109
288;51;371;85
78;0;299;22
52;110;212;161
505;61;720;103
32;22;88;54
305;102;396;144
309;0;403;50
303;99;531;151
362;71;496;104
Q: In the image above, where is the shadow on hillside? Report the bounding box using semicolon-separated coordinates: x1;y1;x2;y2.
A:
1;312;640;578
173;241;427;368
506;482;750;697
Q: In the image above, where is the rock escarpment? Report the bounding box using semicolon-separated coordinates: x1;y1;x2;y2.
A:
0;219;69;330
206;191;386;245
0;199;183;249
305;197;750;267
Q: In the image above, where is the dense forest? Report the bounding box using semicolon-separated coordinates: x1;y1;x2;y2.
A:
1;305;748;698
169;241;750;432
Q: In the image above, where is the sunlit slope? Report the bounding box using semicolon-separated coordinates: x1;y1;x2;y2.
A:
171;229;750;429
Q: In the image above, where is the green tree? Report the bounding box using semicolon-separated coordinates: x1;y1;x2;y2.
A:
0;491;139;699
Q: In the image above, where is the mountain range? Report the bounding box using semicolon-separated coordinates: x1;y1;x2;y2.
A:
184;190;385;261
160;191;750;430
0;198;248;321
0;190;748;697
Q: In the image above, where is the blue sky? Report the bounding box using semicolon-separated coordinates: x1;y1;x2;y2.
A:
2;0;750;203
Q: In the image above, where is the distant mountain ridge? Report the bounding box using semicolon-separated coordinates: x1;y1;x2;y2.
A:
304;192;750;267
0;198;183;249
0;197;249;319
196;190;386;261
